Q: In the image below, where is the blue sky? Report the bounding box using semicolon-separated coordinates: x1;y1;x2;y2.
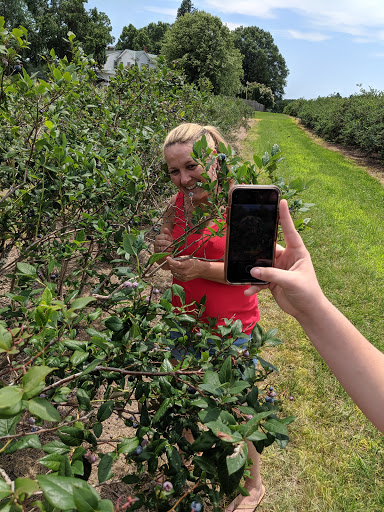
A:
86;0;384;100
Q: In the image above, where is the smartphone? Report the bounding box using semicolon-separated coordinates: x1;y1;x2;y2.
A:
225;185;280;284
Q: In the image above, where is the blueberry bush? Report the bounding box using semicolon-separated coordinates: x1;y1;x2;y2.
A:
0;20;313;511
284;88;384;159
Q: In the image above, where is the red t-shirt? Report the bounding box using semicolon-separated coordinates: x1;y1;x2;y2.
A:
171;192;260;334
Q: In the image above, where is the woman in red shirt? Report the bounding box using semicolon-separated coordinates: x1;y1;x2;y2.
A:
154;123;265;511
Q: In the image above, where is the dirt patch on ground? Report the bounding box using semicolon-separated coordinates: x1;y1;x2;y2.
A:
293;118;384;186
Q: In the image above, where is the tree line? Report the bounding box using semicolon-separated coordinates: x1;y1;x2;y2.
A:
1;0;289;104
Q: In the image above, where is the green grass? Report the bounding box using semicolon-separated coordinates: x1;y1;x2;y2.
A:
240;113;384;512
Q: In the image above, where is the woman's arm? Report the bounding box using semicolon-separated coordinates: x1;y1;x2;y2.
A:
245;199;384;433
166;256;226;283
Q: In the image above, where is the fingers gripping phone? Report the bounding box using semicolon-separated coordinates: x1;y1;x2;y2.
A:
225;185;281;285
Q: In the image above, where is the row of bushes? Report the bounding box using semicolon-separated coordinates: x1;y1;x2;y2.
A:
283;88;384;158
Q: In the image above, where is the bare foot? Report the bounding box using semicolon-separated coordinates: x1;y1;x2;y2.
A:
226;484;265;511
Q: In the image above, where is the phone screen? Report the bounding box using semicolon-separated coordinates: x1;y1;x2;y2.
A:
225;186;280;284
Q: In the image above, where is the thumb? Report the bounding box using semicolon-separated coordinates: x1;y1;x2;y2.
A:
163;227;173;238
250;266;295;288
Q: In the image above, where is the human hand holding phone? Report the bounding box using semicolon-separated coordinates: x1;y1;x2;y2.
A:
244;199;325;320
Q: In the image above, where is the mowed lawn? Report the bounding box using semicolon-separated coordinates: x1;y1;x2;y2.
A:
241;112;384;512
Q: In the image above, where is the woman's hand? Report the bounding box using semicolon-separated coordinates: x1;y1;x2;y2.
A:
166;255;202;282
154;227;174;254
244;199;325;320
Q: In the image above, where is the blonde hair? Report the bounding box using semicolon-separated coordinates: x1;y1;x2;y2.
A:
162;123;227;155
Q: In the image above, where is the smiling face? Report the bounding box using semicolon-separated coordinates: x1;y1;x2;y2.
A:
164;143;217;204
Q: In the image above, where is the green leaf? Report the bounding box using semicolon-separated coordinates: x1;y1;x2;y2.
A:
71;350;89;366
5;434;41;454
104;316;123;332
22;366;56;400
37;474;89;510
16;262;37;276
263;418;289;436
39;453;64;471
42;439;70;454
98;453;114;483
40;287;52;305
0;326;12;352
152;397;171;424
0;416;20;437
0;479;11;500
218;356;232;384
226;441;248;476
27;397;61;422
77;388;91;411
70;297;95;310
122;233;137;255
117;437;139;454
73;483;100;512
58;426;84;446
97;400;114;422
206;420;242;443
146;252;169;265
0;386;23;418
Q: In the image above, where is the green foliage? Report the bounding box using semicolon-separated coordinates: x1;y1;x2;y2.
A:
233;26;289;100
284;88;384;158
0;20;312;512
161;11;244;96
116;21;171;54
244;81;275;109
1;0;113;66
177;0;197;18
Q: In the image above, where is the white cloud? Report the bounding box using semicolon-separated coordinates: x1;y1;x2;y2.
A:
200;0;384;39
287;30;331;42
144;6;176;18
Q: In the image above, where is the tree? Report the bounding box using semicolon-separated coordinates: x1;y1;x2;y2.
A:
233;26;289;100
176;0;196;18
116;22;170;54
4;0;113;66
146;21;170;54
162;11;243;96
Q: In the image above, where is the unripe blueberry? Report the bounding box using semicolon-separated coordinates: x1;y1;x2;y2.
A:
153;288;160;294
246;414;253;420
162;481;173;492
28;417;36;424
270;391;277;397
141;439;149;447
89;455;97;463
242;349;249;358
123;281;132;288
145;296;150;303
289;396;294;401
39;393;46;398
133;446;143;456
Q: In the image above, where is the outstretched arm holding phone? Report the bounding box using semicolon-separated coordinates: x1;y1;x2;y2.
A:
245;199;384;434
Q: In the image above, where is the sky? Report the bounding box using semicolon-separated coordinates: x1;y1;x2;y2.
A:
86;0;384;100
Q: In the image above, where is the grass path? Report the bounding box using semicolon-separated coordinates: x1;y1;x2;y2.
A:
240;113;384;512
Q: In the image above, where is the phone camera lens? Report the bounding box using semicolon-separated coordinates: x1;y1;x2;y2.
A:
245;265;253;273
